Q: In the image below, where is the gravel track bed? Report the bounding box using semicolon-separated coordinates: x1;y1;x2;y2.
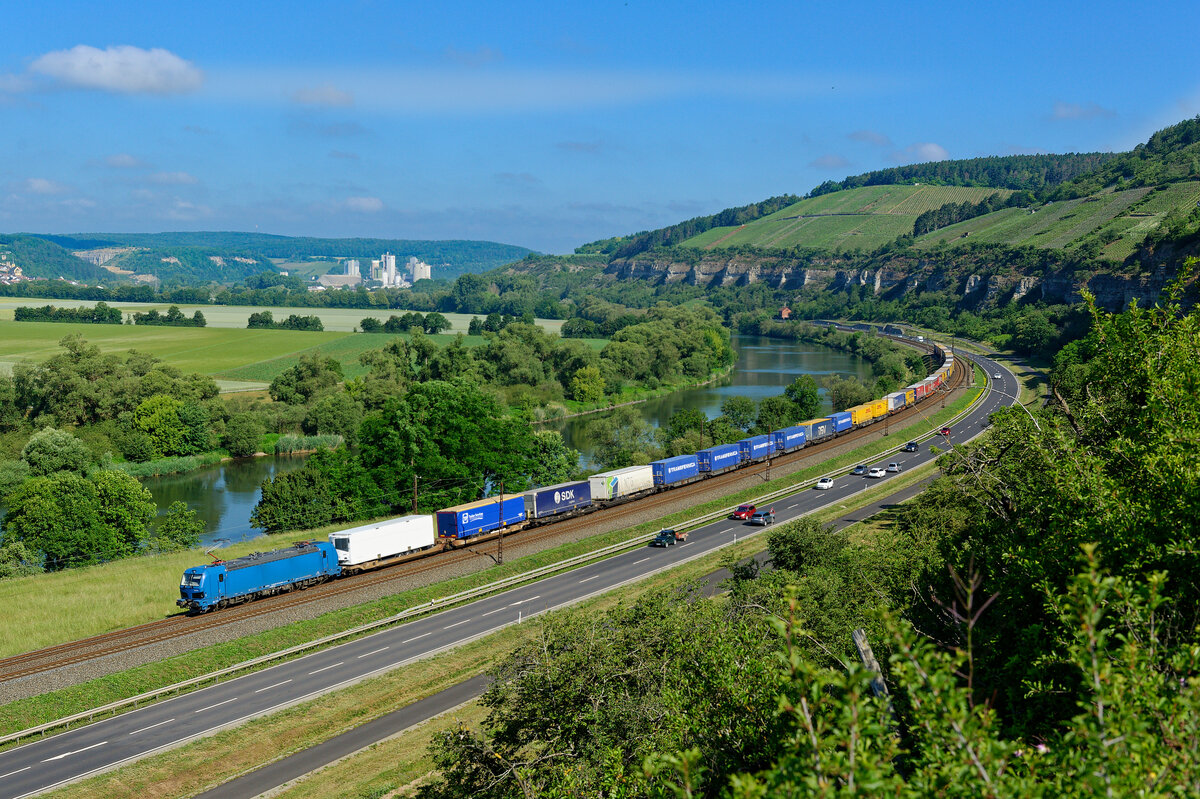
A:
3;421;910;706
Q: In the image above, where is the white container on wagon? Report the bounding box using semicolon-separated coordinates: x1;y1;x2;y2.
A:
589;464;655;501
329;514;436;573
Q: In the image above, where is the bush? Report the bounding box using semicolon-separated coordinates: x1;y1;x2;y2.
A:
274;434;343;454
223;413;264;458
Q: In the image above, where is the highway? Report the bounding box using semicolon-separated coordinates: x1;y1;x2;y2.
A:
0;351;1018;799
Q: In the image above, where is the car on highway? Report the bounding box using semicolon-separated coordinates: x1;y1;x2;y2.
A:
852;464;867;475
887;462;902;473
815;477;834;489
651;528;687;547
902;441;918;452
867;467;886;478
747;508;776;526
993;372;1002;379
730;504;756;520
940;427;952;436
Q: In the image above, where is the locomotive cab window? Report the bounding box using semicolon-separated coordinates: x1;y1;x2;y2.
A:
183;573;202;587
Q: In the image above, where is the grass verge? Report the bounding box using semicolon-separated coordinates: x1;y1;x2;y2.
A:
0;368;983;739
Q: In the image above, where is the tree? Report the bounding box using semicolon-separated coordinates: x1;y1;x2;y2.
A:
90;468;156;551
528;430;578;487
21;427;90;476
0;540;41;579
583;406;659;469
3;473;120;569
146;501;204;552
423;311;451;334
303;392;364;446
823;375;872;412
755;395;796;432
247;310;275;328
222;413;263;458
720;396;756;431
360;317;383;333
783;374;821;421
268;354;344;405
569;365;606;403
191;310;207;327
133;394;186;458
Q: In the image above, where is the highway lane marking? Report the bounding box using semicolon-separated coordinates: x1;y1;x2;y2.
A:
128;718;175;736
480;607;506;617
509;596;541;606
357;647;389;659
254;679;293;694
679;542;693;547
443;618;471;630
194;697;239;713
41;741;107;762
633;557;650;565
402;632;433;643
577;574;600;583
307;662;344;676
0;766;31;780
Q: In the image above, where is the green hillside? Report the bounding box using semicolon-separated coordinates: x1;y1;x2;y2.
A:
684;185;1013;251
0;235;107;282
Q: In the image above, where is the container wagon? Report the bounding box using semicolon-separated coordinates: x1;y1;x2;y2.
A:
869;398;889;419
849;403;874;426
830;411;853;433
885;391;907;413
178;541;339;612
329;515;436;574
589;464;655;501
652;454;700;486
697;443;742;474
800;417;837;443
772;425;807;453
738;434;773;463
436;495;527;539
524;480;592;520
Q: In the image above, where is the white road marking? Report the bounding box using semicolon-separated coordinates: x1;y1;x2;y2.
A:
679;542;693;547
357;647;389;659
128;718;175;736
509;596;540;606
480;607;505;617
443;618;471;630
254;679;293;694
633;557;650;565
402;632;432;643
194;697;238;713
0;766;31;780
42;741;107;762
577;574;600;583
307;662;344;676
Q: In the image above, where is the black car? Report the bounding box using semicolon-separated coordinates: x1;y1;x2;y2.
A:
902;441;918;452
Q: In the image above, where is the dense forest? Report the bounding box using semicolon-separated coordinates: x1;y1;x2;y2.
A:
808;151;1117;197
415;266;1200;798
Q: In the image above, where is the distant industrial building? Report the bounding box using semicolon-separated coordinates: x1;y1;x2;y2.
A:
407;256;431;283
344;259;361;279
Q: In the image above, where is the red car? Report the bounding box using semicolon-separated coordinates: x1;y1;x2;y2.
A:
940;427;952;436
730;504;756;520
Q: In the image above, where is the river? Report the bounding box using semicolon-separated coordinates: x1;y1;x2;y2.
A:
146;334;869;547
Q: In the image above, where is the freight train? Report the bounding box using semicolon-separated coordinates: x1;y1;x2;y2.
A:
178;341;956;612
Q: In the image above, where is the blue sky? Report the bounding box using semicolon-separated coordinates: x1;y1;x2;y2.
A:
1;1;1198;253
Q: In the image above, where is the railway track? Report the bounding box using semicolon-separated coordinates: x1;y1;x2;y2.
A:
0;358;968;683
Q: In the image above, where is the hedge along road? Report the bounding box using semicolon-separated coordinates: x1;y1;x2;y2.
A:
0;352;1014;799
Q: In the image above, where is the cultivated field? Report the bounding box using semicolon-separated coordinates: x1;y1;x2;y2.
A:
686;185;1015;252
0;305;577;390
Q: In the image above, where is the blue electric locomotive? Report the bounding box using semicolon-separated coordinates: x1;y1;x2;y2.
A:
178;541;340;612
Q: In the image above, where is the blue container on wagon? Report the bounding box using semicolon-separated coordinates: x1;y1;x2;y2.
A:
525;480;592;519
800;418;837;442
830;412;853;433
652;454;700;486
436;495;527;539
178;541;339;612
696;443;742;473
738;435;773;463
772;426;807;453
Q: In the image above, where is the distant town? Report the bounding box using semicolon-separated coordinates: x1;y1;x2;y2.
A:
310;252;433;291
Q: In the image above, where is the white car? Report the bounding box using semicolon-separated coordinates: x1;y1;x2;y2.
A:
993;372;1002;379
867;467;886;478
886;462;901;473
815;477;834;490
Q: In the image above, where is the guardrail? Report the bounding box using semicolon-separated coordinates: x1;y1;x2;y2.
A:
0;355;988;749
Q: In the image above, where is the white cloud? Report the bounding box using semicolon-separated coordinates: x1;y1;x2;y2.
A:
891;142;950;164
30;45;202;95
0;74;31;93
106;153;145;168
343;196;384;212
291;82;354;107
23;178;71;195
1052;101;1117;121
149;171;198;185
809;153;850;170
848;129;892;147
